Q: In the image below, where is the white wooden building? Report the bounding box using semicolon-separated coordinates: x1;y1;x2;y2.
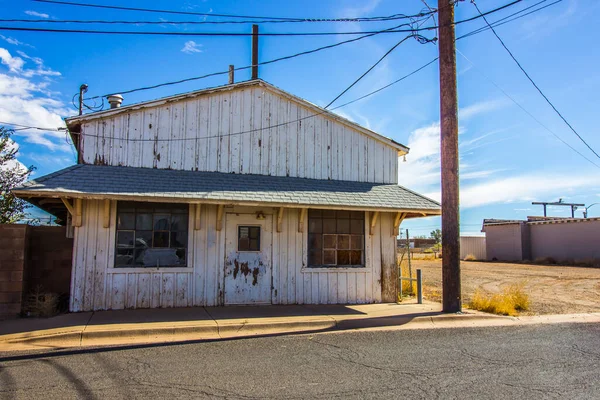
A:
14;80;440;311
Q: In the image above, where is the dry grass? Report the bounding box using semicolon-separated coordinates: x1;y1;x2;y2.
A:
397;259;417;300
23;286;59;318
467;283;530;316
464;254;477;261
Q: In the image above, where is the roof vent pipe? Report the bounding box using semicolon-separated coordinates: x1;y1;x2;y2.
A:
107;94;123;109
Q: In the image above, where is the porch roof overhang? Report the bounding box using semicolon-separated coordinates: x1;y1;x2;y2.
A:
13;164;440;217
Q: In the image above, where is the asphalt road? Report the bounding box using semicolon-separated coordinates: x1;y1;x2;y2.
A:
0;323;599;399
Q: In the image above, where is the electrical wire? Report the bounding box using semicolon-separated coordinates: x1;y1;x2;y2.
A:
0;1;522;37
325;34;421;109
82;21;421;101
472;1;600;161
456;49;600;169
32;0;434;22
458;0;561;40
0;121;66;131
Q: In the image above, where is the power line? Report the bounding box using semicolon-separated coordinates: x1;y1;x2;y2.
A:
456;49;600;169
325;34;423;109
0;1;523;38
0;121;66;131
32;0;434;22
82;21;421;101
458;0;562;40
472;1;600;161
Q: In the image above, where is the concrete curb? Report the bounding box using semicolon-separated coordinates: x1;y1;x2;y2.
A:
1;312;598;352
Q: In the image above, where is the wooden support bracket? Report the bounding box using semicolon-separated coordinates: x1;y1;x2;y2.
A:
393;212;406;236
370;211;380;236
61;197;75;217
61;197;83;227
298;208;307;233
194;203;202;230
277;207;284;233
74;199;83;227
216;204;224;231
103;199;110;229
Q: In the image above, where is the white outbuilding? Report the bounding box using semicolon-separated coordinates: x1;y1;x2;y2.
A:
14;79;440;311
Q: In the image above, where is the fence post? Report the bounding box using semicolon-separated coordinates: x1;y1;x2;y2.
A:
417;269;423;304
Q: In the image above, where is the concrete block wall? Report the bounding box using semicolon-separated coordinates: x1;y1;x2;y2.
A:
0;224;73;319
0;225;28;318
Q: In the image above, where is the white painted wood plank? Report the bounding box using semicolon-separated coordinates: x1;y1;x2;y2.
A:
337;273;348;304
319;274;328;304
112;273;126;310
151;273;161;308
347;273;357;304
241;88;254;174
82;200;96;311
229;89;242;173
328;272;338;304
176;273;189;307
162;273;174;308
137;273;151;308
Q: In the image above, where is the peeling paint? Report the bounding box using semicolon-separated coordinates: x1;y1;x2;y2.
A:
252;268;259;286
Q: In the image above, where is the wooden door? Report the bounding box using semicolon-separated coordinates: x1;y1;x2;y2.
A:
224;214;273;305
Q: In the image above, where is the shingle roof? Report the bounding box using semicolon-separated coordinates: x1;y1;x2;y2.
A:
13;165;440;213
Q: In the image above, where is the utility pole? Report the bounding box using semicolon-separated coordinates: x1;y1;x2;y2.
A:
78;83;88;116
251;24;259;80
438;0;461;312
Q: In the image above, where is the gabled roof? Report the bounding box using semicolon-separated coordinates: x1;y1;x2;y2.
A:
13;164;440;215
65;79;409;155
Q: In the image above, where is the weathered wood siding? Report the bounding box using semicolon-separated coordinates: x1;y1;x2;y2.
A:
70;201;397;311
79;86;399;184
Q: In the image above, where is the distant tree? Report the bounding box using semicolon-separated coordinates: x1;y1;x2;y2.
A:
0;127;34;224
430;228;442;244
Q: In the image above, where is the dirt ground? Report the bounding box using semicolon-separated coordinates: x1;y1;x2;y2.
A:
412;259;600;315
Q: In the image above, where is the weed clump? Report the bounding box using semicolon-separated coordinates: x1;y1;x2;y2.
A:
464;254;477;261
468;283;530;316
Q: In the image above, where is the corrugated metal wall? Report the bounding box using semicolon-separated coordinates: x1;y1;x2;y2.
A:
80;86;399;184
460;236;486;260
70;201;396;311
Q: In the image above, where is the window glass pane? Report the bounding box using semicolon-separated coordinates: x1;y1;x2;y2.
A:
135;230;153;248
323;250;336;265
308;250;322;266
338;235;350;250
350;250;363;265
117;213;135;230
350;211;363;220
153;231;170;248
116;202;188;268
337;211;350;219
322;210;336;218
117;231;134;247
238;226;260;251
138;248;182;267
351;235;364;250
308;218;322;233
136;213;152;230
337;219;350;234
170;214;188;231
323;234;336;249
115;248;134;266
308;234;322;250
337;250;350;265
323;218;336;234
154;214;170;230
170;231;188;248
351;219;363;234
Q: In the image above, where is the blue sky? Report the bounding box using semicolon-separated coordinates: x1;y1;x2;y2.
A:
1;0;599;235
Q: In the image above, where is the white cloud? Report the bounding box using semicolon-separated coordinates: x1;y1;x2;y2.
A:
0;48;70;153
14;50;61;77
25;10;50;18
0;138;28;173
0;48;25;73
0;35;33;48
424;174;600;209
181;41;203;54
459;98;508;120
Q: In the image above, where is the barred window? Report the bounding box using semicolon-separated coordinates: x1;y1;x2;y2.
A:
115;202;188;268
308;210;364;267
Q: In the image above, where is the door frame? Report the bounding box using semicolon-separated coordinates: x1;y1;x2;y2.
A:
222;212;273;305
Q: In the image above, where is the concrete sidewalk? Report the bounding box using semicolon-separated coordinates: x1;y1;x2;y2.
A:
1;302;599;352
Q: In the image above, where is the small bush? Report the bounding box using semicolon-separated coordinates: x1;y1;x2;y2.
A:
397;259;416;300
464;254;477;261
467;283;529;316
23;286;59;318
534;257;557;265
